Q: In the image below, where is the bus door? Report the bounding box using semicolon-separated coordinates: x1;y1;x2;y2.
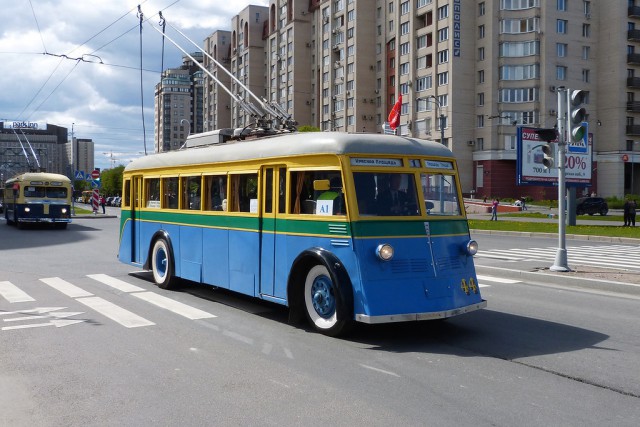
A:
131;176;142;264
259;166;284;297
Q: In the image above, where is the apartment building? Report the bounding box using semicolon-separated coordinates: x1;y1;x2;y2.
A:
179;0;640;198
154;52;204;152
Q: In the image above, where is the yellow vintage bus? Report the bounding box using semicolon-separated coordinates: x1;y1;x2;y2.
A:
4;172;72;229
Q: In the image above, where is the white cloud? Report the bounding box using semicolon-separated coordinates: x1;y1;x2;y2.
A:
0;0;267;169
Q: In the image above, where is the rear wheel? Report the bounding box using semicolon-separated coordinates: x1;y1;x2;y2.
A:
303;265;350;336
151;238;177;290
600;208;608;216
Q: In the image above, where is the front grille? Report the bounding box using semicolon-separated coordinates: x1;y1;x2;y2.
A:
391;258;430;274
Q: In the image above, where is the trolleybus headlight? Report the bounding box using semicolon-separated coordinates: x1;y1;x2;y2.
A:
376;244;394;261
466;240;479;256
61;208;67;214
24;207;30;213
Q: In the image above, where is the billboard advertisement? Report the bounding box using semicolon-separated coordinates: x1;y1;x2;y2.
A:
517;126;592;186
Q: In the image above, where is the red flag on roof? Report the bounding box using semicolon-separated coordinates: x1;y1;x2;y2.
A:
388;94;402;130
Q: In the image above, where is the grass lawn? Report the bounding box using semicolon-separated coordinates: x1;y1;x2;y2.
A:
502;212;621;222
469;219;640;239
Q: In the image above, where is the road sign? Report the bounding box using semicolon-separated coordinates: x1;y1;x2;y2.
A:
91;170;100;179
75;170;85;180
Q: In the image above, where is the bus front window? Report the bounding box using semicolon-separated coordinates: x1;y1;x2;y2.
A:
421;173;461;215
353;172;420;216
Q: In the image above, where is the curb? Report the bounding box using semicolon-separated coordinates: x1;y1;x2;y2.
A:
72;215;118;219
475;265;640;297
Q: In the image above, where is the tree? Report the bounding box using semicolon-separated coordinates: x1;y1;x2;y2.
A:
99;165;125;196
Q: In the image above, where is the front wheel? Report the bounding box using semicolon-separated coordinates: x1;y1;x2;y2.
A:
151;238;177;290
600;209;608;216
303;265;351;336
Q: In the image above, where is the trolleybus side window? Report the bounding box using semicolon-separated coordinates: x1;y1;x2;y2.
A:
420;173;461;215
289;170;344;215
264;169;273;214
163;177;179;209
181;176;201;210
145;178;161;208
123;180;130;207
204;175;228;211
229;173;258;213
46;186;67;199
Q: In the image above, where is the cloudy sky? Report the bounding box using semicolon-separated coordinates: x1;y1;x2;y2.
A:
1;0;268;170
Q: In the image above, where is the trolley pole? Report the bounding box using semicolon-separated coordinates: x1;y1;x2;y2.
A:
551;87;570;272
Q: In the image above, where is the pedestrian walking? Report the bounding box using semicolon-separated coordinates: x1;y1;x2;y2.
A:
630;199;637;227
623;198;631;226
491;198;499;221
100;195;106;214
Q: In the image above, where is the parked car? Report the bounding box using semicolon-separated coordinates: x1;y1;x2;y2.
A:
111;196;121;207
576;197;608;216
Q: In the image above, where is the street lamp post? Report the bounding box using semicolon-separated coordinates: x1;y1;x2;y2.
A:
179;119;191;149
428;95;446;145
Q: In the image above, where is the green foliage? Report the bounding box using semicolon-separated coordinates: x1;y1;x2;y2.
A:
99;165;125;196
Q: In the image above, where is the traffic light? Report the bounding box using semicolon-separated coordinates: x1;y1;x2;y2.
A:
568;89;587;142
535;128;558;169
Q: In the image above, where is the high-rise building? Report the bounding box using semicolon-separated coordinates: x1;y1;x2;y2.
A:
154;52;204;152
190;0;639;198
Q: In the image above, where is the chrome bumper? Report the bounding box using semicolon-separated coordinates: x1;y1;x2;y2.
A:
355;300;487;324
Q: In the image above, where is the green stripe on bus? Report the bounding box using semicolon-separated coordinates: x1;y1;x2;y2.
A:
120;209;466;238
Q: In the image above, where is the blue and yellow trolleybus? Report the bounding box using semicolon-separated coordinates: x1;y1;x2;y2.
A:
4;172;72;229
118;132;485;335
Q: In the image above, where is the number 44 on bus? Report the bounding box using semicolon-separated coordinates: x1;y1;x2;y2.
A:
117;132;486;336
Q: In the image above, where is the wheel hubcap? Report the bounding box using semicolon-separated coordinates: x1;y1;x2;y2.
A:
311;275;335;318
156;249;167;277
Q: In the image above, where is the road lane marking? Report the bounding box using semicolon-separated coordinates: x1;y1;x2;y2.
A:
476;275;522;284
2;319;86;331
87;274;145;293
131;292;216;320
40;277;93;298
76;296;155;328
359;364;400;378
0;281;35;303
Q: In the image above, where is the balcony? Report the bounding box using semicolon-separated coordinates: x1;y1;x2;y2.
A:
627;101;640;112
628;77;640;88
626;125;640;135
629;29;640;41
628;53;640;64
629;6;640;18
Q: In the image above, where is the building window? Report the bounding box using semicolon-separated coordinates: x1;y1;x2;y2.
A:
478;70;485;83
478;25;485;39
557;0;566;11
477;115;484;128
478;47;485;61
400;1;410;15
477;92;485;106
437;5;449;20
416;35;427;49
556;66;567;81
500;18;539;34
438;27;449;42
582;23;591;38
582;46;590;60
557;43;567;57
400;42;410;55
437;71;448;86
500;41;540;57
479;2;485;15
557;19;567;34
582;69;590;83
400;22;410;35
437;49;449;64
500;64;539;80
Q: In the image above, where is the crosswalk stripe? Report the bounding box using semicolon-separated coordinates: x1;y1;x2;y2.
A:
0;281;35;303
87;274;145;293
76;296;155;328
132;292;216;320
40;277;93;298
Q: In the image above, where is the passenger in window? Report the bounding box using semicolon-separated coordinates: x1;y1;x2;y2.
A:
317;176;344;215
377;174;409;215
